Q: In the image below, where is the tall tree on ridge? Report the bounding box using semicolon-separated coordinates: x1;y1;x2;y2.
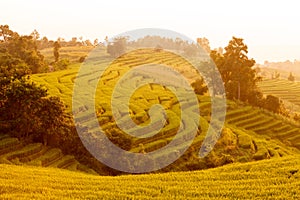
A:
211;37;261;103
53;40;61;62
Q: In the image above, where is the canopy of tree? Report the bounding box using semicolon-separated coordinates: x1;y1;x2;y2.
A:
107;37;127;57
210;37;261;103
0;25;46;73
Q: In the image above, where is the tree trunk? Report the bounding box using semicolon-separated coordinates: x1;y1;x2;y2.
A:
237;81;240;100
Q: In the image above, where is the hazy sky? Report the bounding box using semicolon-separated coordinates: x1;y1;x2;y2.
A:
1;0;300;63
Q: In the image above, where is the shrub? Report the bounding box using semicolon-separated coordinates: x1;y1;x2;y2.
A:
52;59;70;70
79;56;86;63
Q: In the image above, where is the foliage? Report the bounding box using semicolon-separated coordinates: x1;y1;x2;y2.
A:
79;55;86;63
197;37;211;53
129;35;202;53
0;25;46;74
1;77;47;139
53;58;70;70
288;72;295;82
93;38;99;46
263;95;282;114
272;70;281;79
210;38;289;114
210;37;261;103
191;78;208;95
0;77;74;146
107;37;127;57
53;40;61;62
183;44;198;57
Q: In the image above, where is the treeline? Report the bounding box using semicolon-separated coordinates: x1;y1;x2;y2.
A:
0;25;45;73
29;29;99;50
38;35;99;50
107;36;213;58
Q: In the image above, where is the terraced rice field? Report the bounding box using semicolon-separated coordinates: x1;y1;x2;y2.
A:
0;134;96;175
224;106;300;150
31;48;300;169
258;79;300;109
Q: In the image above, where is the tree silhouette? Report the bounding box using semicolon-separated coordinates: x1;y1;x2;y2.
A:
288;72;295;82
211;37;260;102
107;37;127;57
53;40;61;62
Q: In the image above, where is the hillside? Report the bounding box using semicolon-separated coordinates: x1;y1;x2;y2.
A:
0;134;96;175
0;155;299;199
258;78;300;113
30;48;300;172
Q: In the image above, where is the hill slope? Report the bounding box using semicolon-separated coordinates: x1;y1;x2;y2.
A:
0;155;299;199
31;49;300;171
258;78;300;112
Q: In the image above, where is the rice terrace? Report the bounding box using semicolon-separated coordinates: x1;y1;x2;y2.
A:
1;1;300;199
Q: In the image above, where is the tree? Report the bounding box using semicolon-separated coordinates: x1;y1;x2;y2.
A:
84;39;92;46
175;37;183;50
71;37;77;46
53;40;61;62
104;36;109;46
0;25;14;43
210;37;260;103
0;76;76;145
183;44;198;57
30;29;40;41
191;78;208;95
107;37;127;57
39;36;49;49
272;71;280;79
198;60;225;97
0;25;45;73
79;36;83;45
288;72;295;82
93;38;99;46
263;95;282;114
197;37;211;53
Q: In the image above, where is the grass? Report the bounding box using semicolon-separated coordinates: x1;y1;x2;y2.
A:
0;155;299;199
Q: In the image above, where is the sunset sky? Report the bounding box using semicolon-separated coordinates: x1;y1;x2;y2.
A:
1;0;300;63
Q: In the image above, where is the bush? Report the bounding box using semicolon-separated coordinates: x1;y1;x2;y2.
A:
53;59;70;70
79;56;87;63
0;79;72;145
